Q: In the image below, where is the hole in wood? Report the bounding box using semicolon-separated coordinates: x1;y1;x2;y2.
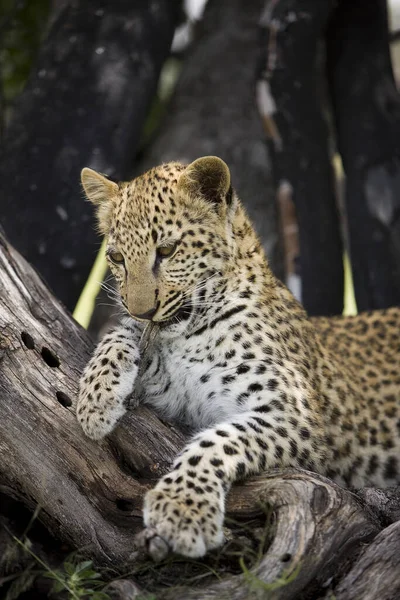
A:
116;498;135;512
280;552;292;562
21;331;35;350
41;347;60;368
56;391;72;408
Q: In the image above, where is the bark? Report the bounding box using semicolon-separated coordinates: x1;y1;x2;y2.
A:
335;521;400;600
0;228;185;566
258;0;344;316
0;229;400;598
150;471;380;600
137;0;282;275
326;0;400;311
0;0;181;311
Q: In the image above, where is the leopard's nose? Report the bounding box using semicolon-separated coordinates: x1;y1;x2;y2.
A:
131;303;159;321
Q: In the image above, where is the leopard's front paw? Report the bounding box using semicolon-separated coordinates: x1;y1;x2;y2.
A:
142;479;224;558
77;359;138;440
77;379;126;440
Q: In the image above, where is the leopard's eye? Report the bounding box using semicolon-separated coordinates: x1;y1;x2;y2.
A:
157;243;177;259
108;251;125;265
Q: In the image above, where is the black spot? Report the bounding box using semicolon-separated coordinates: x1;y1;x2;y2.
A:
200;440;215;448
236;392;249;405
200;374;210;384
56;391;72;408
21;331;35;349
255;437;269;451
242;352;256;360
267;378;279;391
216;430;229;437
248;383;263;393
276;427;288;438
232;423;246;432
223;444;238;456
235;462;246;479
237;364;250;375
188;455;202;466
210;458;223;467
41;347;60;368
300;428;310;440
254;405;271;413
289;440;298;458
367;455;379;475
252;417;271;428
384;456;398;480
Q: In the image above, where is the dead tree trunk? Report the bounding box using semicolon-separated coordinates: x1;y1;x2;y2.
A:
0;229;399;598
0;229;185;565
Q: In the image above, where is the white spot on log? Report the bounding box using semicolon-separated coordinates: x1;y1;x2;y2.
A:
95;47;105;55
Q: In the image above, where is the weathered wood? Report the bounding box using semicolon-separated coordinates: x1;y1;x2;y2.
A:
358;486;400;525
151;471;379;599
0;230;185;565
334;520;400;600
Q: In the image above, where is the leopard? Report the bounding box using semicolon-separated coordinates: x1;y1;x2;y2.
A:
76;156;400;559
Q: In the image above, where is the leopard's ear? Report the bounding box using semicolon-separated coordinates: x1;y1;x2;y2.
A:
177;156;232;207
81;168;119;234
81;168;118;205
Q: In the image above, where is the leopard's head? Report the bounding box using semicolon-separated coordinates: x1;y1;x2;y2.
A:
81;157;238;323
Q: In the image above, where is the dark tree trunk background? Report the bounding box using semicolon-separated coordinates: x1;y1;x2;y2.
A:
0;0;181;311
260;0;400;316
259;0;344;317
327;0;400;312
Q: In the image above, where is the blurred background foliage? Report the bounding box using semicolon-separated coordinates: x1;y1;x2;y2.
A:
0;0;51;133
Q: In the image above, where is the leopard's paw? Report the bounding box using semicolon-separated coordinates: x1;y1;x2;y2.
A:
142;481;224;558
77;362;136;440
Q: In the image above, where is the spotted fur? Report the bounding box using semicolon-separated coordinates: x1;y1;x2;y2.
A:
77;156;400;558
